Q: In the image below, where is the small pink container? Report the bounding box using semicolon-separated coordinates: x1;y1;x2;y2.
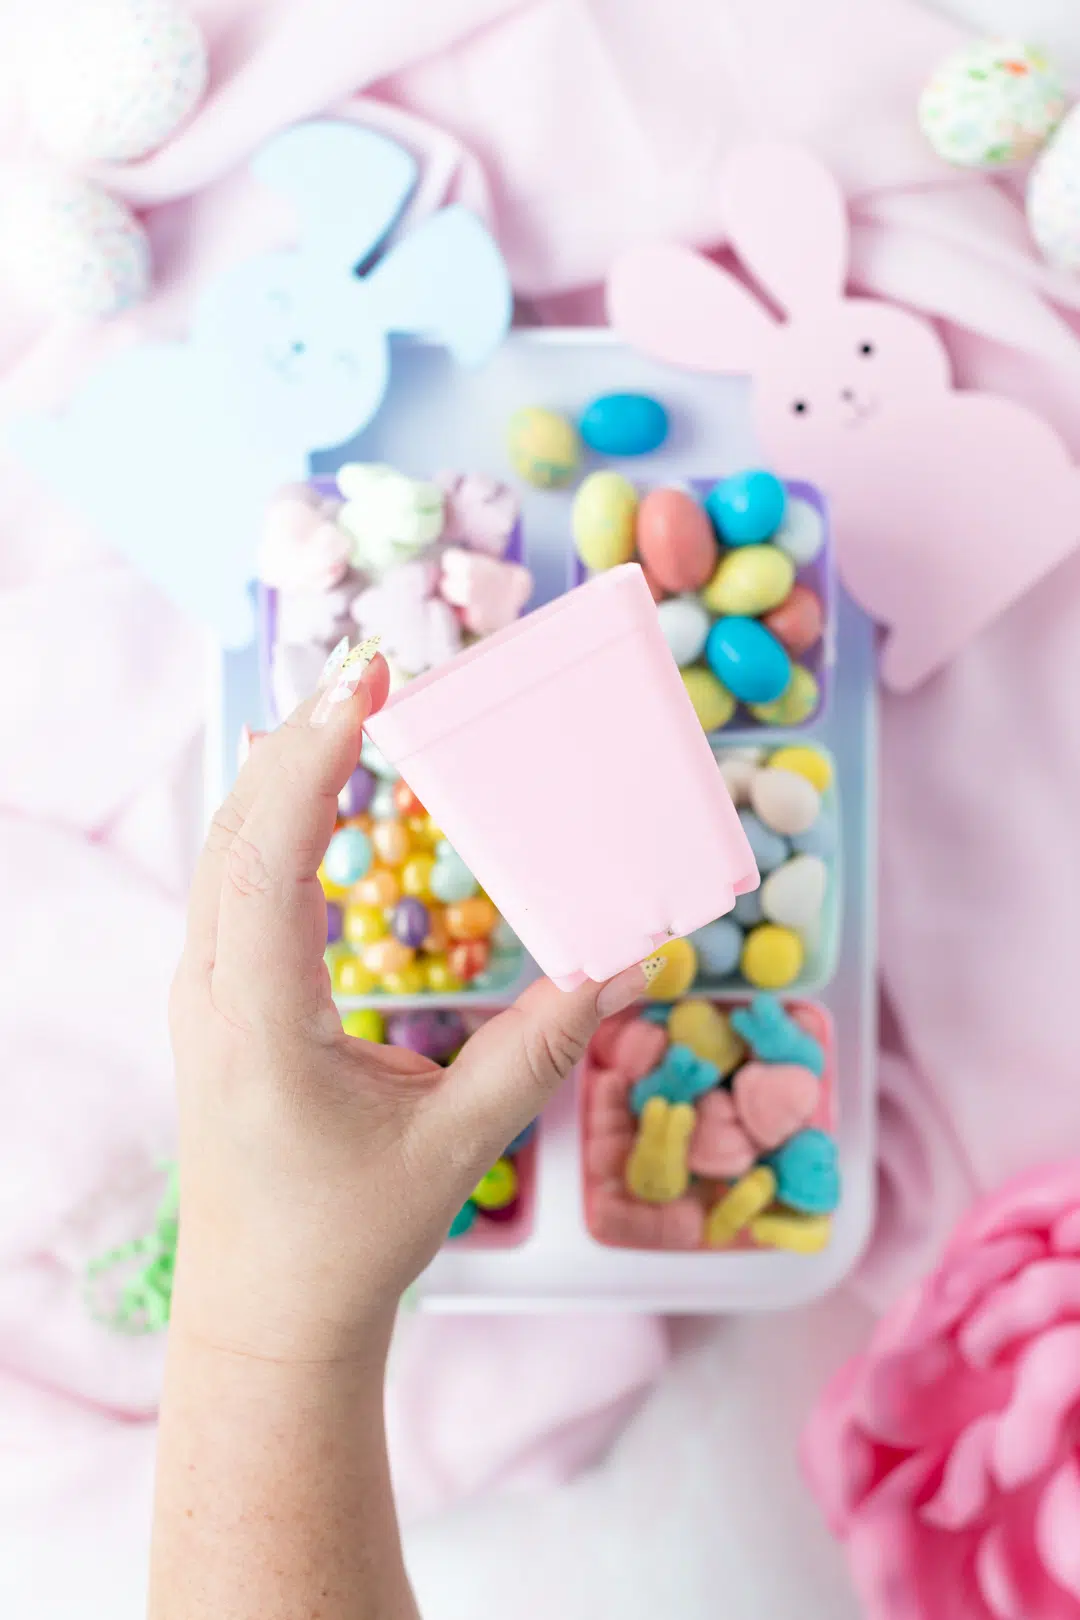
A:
365;564;759;990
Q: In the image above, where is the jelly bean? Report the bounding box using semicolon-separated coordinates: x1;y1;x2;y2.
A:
734;1061;819;1151
392;897;430;949
701;545;795;618
401;852;435;900
343;903;388;947
764;583;824;657
353;866;401;909
449;939;490;982
790;818;836;860
687;1090;757;1179
761;854;827;931
369;779;398;820
506;1120;537;1154
737;809;789;874
741;924;804;989
431;843;479;904
666;1000;744;1074
750;1210;832;1253
381;963;426;995
393;781;426;817
749;663;819;726
423;907;450;955
732;888;763;927
705;616;791;705
579;392;669;456
324;826;373;888
636;487;718;592
730;995;825;1076
318;860;349;901
572;471;639;571
472;1157;518;1210
361;938;415;977
388;1009;466;1060
704;469;786;545
767;746;832;794
765;1127;840;1214
372;818;411;868
643;937;698;999
772;496;825;565
332;955;378;996
657;596;710;667
749;766;820;836
704;1166;777;1246
681;666;735;732
446;896;498;941
507;406;581;488
339;765;376;818
630;1043;719;1115
326;901;343;947
448;1202;477;1238
342;1008;386;1043
406;816;438;852
611;1018;669;1082
424;955;463;993
625;1096;696;1203
690;916;743;979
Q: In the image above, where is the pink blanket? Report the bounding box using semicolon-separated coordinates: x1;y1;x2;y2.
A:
4;0;1080;1587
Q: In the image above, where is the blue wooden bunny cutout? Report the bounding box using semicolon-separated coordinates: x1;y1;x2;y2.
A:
11;121;513;646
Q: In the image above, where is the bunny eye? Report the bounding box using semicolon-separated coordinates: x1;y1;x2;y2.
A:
791;400;809;415
858;341;875;357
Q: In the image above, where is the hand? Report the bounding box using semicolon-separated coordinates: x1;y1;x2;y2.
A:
168;644;647;1362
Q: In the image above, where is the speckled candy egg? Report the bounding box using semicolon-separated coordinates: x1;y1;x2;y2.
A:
919;39;1065;168
657;596;710;667
572;471;639;571
0;168;149;317
636;488;717;592
1028;104;1080;271
701;544;795;617
507;406;581;488
705;617;791;705
579;392;669;456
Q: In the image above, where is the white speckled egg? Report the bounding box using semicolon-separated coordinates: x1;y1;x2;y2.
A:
657;595;710;667
22;0;208;165
749;766;820;837
918;39;1065;168
1028;104;1080;271
761;854;827;931
0;168;149;317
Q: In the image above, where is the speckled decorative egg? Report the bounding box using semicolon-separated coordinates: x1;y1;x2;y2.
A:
0;168;149;317
1028;104;1080;271
22;0;208;165
918;39;1065;168
507;406;581;488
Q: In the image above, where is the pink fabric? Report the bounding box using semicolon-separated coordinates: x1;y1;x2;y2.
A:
4;0;1080;1588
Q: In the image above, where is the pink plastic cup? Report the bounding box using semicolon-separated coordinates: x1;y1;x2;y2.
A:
365;564;759;990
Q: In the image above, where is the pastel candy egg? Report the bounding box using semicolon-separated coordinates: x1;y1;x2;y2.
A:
681;667;736;732
431;844;479;903
354;866;400;909
791;818;837;860
326;902;343;947
393;781;426;817
401;853;435;900
580;392;669;456
369;779;398;820
446;897;498;941
717;754;756;805
765;1127;840;1214
741;924;804;990
382;963;427;995
572;471;639;571
750;663;819;726
643;938;698;1000
701;545;795;618
919;39;1065;168
372;818;411;867
339;765;376;817
737;810;789;875
636;488;718;592
761;855;828;931
392;897;430;949
1028;105;1080;271
507;406;581;488
361;938;415;977
750;1210;833;1253
704;470;787;545
343;903;387;947
750;766;821;836
763;583;824;656
734;1061;819;1151
773;497;825;566
768;746;832;794
324;826;373;887
705;617;791;705
690;917;743;979
424;955;463;993
657;596;710;667
332;955;377;996
388;1009;466;1061
472;1157;519;1211
667;999;744;1074
705;1166;777;1246
342;1008;386;1043
448;939;490;983
732;888;763;927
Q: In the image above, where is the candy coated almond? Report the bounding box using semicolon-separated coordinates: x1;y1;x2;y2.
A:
636;488;718;593
764;583;824;656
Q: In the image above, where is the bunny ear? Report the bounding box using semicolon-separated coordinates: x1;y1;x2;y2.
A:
251;120;417;272
606;243;775;373
363;205;512;365
719;143;848;315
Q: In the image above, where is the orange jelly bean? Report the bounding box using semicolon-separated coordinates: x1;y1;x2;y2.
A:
446;897;498;941
423;905;450;954
393;780;426;817
361;937;416;976
372;819;411;867
353;866;400;909
448;939;490;983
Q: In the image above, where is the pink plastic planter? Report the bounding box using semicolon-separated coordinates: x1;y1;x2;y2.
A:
365;564;759;990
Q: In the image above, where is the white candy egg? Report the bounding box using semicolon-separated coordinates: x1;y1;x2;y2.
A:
918;39;1065;169
656;594;710;667
773;497;825;566
0;168;149;317
761;855;827;931
749;766;821;837
1028;104;1080;271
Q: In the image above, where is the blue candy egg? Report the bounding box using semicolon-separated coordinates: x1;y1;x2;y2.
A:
705;469;787;544
706;616;791;704
691;916;743;979
324;825;373;887
732;888;764;928
738;810;789;874
790;817;837;859
765;1128;840;1215
579;392;669;457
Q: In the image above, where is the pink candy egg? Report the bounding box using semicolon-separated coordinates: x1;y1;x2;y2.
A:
636;488;718;593
763;582;824;656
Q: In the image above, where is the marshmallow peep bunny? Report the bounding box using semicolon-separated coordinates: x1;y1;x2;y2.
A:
608;143;1080;691
10;120;512;647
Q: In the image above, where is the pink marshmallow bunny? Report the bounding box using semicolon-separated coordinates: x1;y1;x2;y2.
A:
350;558;461;676
440;547;532;634
608;143;1080;691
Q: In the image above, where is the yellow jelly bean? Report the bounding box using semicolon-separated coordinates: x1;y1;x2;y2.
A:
446;896;498;942
318;860;349;901
643;938;698;1001
681;666;736;732
343;903;387;947
750;663;819;726
342;1009;385;1042
700;544;795;617
767;745;833;793
424;954;463;993
353;866;401;909
666;999;745;1075
361;937;415;977
372;818;411;868
507;406;581;488
740;924;804;989
571;470;639;571
406;817;439;852
332;954;378;996
625;1097;696;1203
704;1167;777;1246
382;963;426;995
472;1157;518;1211
401;852;436;899
750;1211;833;1253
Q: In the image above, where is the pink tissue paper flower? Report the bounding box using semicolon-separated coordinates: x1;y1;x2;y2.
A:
803;1162;1080;1620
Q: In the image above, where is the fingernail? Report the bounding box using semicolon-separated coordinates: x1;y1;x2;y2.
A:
317;636;350;689
596;961;647;1018
641;952;666;987
311;636;380;727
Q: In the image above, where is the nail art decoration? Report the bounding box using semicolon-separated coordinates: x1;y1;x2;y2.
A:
318;635;350;688
641;953;666;986
311;636;380;726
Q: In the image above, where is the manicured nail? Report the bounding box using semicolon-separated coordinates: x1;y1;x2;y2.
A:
311;636;380;727
317;636;350;689
641;952;666;987
596;961;647;1018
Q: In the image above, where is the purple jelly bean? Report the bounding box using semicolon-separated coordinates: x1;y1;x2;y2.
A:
392;897;430;949
338;765;375;818
326;901;343;947
387;1010;467;1062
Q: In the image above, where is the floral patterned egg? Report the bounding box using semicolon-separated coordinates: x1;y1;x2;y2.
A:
918;39;1065;168
1028;104;1080;271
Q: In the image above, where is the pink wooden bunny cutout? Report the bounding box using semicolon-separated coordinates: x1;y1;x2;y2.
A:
608;143;1080;691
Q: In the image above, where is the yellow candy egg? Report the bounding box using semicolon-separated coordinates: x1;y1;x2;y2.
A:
353;866;401;909
705;1166;777;1246
424;954;463;993
750;1210;833;1254
750;663;819;726
701;544;795;617
372;818;411;868
446;896;498;942
472;1157;518;1211
643;937;698;1000
507;406;581;488
343;903;387;947
767;745;833;793
681;666;736;732
361;937;415;977
406;816;438;852
740;924;804;989
400;852;435;900
332;954;378;996
571;470;639;571
342;1009;386;1042
381;963;426;995
666;999;745;1075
